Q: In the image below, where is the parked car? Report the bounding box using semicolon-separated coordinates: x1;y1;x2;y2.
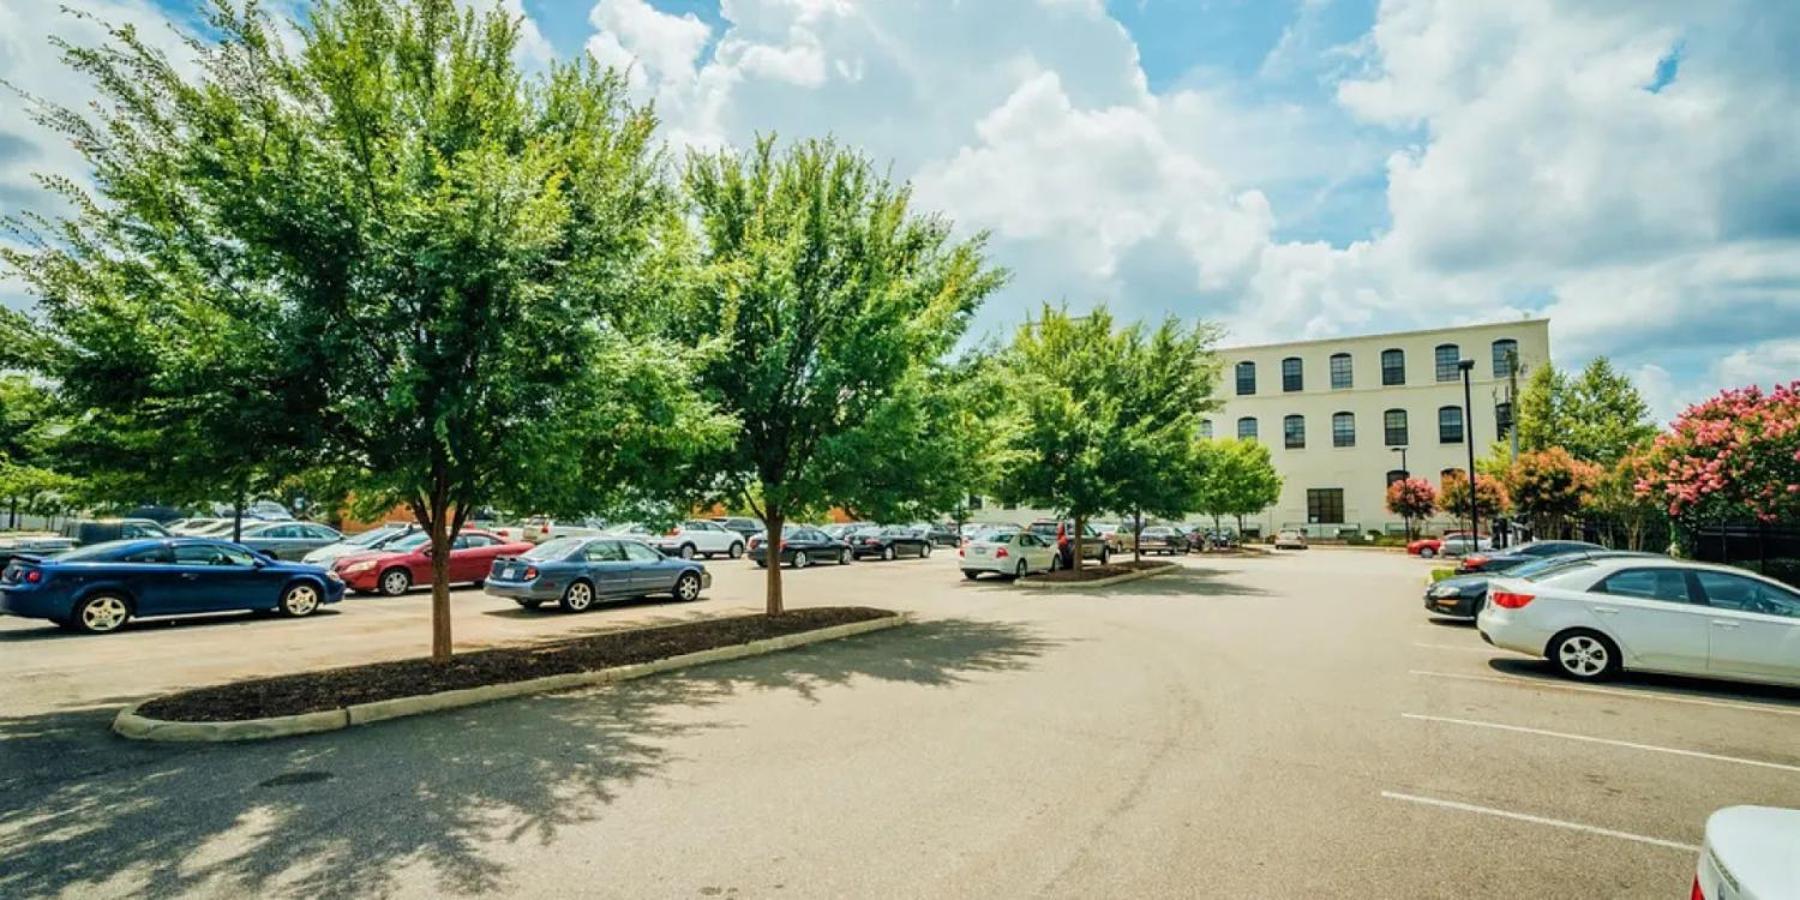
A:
168;517;227;535
1123;525;1186;555
709;516;766;541
233;520;343;561
302;523;418;566
909;522;961;547
1456;540;1605;574
332;529;532;596
747;526;852;568
0;533;78;568
1479;557;1800;685
60;518;170;546
821;522;876;540
1426;550;1654;619
1026;519;1109;565
652;520;746;560
521;516;608;544
1272;530;1308;550
960;527;1060;580
484;535;710;612
1410;531;1490;558
1695;805;1800;900
851;526;936;560
1092;522;1123;552
0;538;342;633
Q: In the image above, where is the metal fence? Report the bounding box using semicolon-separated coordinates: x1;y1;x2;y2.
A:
1686;522;1800;587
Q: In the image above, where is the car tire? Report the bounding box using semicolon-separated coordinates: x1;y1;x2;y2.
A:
559;579;596;613
278;582;322;618
1548;629;1620;681
728;542;744;560
674;572;702;602
921;544;933;558
1099;549;1110;565
793;551;810;569
838;548;851;565
471;579;485;589
379;568;412;597
1014;559;1028;579
755;561;768;569
679;543;696;560
1419;547;1436;559
881;545;896;561
1049;554;1062;573
962;570;981;581
72;592;131;634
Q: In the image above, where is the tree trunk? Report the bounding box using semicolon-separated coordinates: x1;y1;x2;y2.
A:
428;503;453;661
231;487;246;544
764;505;785;616
1072;513;1086;572
1132;509;1143;563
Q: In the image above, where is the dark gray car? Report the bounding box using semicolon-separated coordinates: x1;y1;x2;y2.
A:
236;521;343;560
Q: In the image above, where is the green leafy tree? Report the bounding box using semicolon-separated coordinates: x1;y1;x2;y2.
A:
1515;365;1573;456
1190;438;1282;537
1589;450;1667;551
4;0;723;659
1104;319;1222;561
1565;358;1657;466
1503;447;1601;539
669;137;1004;613
1384;477;1437;541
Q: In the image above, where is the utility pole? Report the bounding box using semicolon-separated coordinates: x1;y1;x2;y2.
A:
1507;348;1521;465
1459;359;1479;545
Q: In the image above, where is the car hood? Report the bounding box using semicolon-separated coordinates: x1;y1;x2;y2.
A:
1706;806;1800;899
1434;573;1490;592
330;549;411;568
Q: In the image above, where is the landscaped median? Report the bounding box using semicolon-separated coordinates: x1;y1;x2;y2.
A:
1020;559;1178;589
115;607;907;743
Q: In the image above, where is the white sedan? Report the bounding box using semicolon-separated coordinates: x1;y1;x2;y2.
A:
1695;806;1800;900
960;529;1061;580
1478;557;1800;686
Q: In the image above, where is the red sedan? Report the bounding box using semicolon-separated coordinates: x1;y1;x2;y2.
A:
332;529;532;596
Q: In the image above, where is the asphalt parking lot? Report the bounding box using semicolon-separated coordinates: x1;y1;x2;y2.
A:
3;548;1797;897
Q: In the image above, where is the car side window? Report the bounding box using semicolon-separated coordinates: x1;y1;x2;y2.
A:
172;544;225;566
585;541;627;562
1696;571;1800;619
1597;568;1694;604
467;535;496;548
622;542;660;562
218;545;257;566
120;545;173;564
304;525;336;540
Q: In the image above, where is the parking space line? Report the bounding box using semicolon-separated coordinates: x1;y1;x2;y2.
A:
1410;642;1493;654
1380;791;1699;852
1408;669;1800;718
1402;713;1800;774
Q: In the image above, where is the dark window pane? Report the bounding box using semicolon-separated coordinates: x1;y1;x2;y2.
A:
1435;344;1461;382
1381;349;1405;386
1439;406;1464;443
1238;417;1258;441
1600;569;1694;604
1492;339;1519;378
1329;353;1352;389
1332;412;1355;447
1284;415;1305;449
1385;469;1407;486
1384;409;1408;446
1306;489;1344;524
1282;357;1303;392
1236;361;1256;395
1495;401;1513;436
1198;420;1213;439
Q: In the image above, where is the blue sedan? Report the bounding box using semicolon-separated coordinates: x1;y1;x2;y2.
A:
0;538;345;634
484;536;711;612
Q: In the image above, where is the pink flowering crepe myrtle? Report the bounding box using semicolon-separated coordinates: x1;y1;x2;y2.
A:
1638;381;1800;524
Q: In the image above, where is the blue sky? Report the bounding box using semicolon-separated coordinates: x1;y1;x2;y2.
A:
6;0;1800;423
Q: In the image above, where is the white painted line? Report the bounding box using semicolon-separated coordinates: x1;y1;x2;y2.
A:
1380;791;1699;853
1410;642;1494;654
1403;713;1800;774
1408;669;1800;718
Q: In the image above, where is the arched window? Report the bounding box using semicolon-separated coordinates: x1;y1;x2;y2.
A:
1383;409;1408;446
1332;412;1355;447
1492;339;1519;378
1329;352;1353;389
1435;344;1461;382
1438;406;1465;443
1198;419;1214;439
1282;357;1304;392
1386;469;1408;486
1284;414;1306;448
1236;361;1256;395
1237;417;1258;441
1381;348;1405;385
1495;402;1513;437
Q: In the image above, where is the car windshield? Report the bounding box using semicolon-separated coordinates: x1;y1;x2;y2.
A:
386;533;431;551
346;527;404;547
975;529;1017;543
1520;558;1597;582
56;540;142;562
525;537;586;560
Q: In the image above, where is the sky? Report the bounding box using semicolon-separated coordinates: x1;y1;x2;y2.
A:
3;0;1799;425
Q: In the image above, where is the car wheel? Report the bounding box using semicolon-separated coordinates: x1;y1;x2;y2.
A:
729;542;744;560
279;583;322;618
679;543;696;560
962;570;981;581
1419;547;1436;559
839;548;851;565
882;545;896;561
1099;549;1110;565
1549;630;1619;681
755;561;768;569
921;544;933;558
471;579;485;589
793;551;810;569
674;572;702;602
72;592;131;634
559;579;596;613
379;568;412;597
1049;554;1062;572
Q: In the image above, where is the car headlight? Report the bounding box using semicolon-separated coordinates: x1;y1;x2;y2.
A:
344;560;376;575
326;570;344;583
1429;582;1462;598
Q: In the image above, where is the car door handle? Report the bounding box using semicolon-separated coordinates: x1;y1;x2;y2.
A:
1592;606;1619;615
180;573;200;580
1711;620;1741;629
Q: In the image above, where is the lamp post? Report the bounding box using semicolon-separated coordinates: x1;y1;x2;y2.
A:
1390;446;1411;540
1458;358;1479;546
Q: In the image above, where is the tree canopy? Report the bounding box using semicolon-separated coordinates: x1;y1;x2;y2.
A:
1513;358;1655;465
1190;438;1282;532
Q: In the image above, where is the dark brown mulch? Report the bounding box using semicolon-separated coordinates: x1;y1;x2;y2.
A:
1030;559;1176;583
138;607;895;723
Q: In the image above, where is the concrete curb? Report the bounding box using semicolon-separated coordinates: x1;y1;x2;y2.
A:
1019;563;1178;590
114;613;910;743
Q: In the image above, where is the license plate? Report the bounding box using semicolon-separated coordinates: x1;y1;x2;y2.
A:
1436;598;1459;608
503;566;518;579
972;548;988;556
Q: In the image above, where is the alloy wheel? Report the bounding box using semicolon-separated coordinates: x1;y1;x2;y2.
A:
282;584;320;617
563;581;594;612
729;542;744;559
79;595;129;633
680;544;696;560
677;573;701;601
1557;634;1610;678
381;569;411;596
793;551;810;569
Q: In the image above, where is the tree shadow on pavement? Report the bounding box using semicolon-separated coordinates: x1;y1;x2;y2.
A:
0;617;1054;899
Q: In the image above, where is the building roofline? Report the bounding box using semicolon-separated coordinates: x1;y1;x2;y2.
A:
1220;317;1548;354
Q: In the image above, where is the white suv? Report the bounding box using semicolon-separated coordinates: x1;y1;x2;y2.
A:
654;520;746;560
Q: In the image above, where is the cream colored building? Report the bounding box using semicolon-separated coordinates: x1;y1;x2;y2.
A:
967;319;1551;536
1206;318;1550;536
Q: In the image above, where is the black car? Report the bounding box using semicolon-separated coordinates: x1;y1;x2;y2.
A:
1425;549;1654;618
1132;525;1186;555
851;526;935;560
1456;540;1604;574
747;526;852;568
910;522;961;547
710;516;766;540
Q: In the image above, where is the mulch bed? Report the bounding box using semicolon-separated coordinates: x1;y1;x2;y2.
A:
138;607;894;723
1030;559;1176;583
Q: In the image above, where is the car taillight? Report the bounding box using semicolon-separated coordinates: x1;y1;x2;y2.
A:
994;547;1008;558
865;539;880;545
1691;875;1706;900
958;547;964;557
1463;555;1489;569
523;566;538;580
25;569;42;583
1492;590;1534;609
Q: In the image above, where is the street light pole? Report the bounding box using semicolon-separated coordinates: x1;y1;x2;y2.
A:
1391;445;1411;540
1459;359;1479;546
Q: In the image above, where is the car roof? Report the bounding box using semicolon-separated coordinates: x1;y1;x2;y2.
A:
1537;555;1793;584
